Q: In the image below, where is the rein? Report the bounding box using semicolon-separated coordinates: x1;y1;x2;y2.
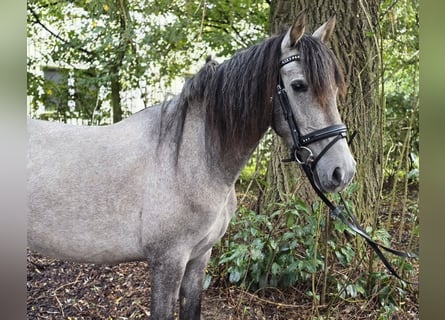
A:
276;54;418;285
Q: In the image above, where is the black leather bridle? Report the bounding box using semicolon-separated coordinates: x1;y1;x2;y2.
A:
277;54;348;169
276;54;417;284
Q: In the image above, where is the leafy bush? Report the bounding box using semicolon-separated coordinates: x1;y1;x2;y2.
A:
210;184;417;309
216;197;325;290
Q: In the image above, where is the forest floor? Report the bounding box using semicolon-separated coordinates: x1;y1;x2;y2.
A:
27;186;419;320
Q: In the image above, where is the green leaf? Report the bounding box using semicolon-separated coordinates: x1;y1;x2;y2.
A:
229;269;242;283
271;262;281;276
203;274;212;289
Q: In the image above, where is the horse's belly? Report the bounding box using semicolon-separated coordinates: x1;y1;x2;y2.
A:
27;185;146;264
27;120;150;264
28;212;145;264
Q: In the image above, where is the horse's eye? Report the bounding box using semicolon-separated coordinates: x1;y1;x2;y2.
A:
291;80;308;92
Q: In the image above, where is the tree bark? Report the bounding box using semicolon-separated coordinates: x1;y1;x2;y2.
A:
264;0;383;226
110;0;133;124
327;0;383;226
110;65;123;124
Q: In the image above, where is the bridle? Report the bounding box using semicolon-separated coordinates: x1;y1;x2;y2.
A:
277;54;348;169
275;54;417;285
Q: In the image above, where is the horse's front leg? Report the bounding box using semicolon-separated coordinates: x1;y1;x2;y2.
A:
179;250;212;320
149;255;187;320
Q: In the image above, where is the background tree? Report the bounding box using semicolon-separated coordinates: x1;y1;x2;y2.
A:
27;0;269;124
28;0;140;123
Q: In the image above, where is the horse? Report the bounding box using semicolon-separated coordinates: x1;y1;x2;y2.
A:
27;12;356;319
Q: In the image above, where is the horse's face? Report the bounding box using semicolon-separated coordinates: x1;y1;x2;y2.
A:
273;13;356;193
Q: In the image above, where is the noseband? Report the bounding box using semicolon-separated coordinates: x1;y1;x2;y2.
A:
275;54;417;285
276;54;347;168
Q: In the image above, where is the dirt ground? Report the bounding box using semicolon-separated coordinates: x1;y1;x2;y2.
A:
27;247;418;320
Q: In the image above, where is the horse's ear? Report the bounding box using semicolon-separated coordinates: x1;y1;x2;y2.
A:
282;11;306;49
290;11;306;45
312;15;336;43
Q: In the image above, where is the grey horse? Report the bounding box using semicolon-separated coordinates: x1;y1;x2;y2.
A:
27;12;355;319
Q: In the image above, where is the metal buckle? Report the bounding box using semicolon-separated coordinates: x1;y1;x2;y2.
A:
294;146;314;165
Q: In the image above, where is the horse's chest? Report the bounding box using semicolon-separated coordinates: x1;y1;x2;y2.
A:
190;189;237;259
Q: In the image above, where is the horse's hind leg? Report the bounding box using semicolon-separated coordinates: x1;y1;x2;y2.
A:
149;256;187;320
179;250;212;320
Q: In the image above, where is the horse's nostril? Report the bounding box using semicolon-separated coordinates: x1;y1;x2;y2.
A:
332;167;344;186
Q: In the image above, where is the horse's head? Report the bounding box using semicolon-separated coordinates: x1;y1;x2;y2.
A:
272;12;356;193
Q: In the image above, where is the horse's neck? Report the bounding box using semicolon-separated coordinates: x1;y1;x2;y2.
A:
179;103;260;186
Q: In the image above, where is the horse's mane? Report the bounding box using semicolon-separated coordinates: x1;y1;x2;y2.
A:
160;30;346;164
297;34;346;105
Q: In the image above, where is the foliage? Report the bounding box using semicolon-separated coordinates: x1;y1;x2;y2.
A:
27;0;269;123
210;183;417;315
380;0;419;182
216;197;324;290
213;190;365;296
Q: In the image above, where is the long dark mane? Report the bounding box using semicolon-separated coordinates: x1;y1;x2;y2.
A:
160;30;346;164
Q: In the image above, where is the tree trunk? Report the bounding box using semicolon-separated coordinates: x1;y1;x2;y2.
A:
109;0;132;124
264;0;383;225
327;1;383;226
110;65;123;124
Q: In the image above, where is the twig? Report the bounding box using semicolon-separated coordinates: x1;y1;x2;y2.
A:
28;4;95;57
134;301;151;317
233;287;307;309
199;0;207;40
51;273;82;318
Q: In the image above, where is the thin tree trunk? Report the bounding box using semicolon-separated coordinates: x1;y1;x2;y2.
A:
109;0;132;124
110;65;123;124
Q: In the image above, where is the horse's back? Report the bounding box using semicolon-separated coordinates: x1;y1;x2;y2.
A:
27;111;158;263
